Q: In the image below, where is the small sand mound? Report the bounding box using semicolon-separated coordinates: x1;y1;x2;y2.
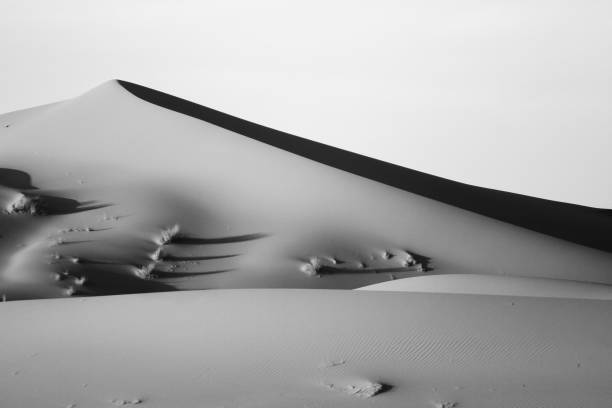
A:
149;246;163;261
73;276;86;286
325;381;388;398
299;256;338;276
154;224;180;245
300;257;323;276
344;382;385;398
111;398;142;406
132;262;156;279
2;192;41;215
432;402;458;408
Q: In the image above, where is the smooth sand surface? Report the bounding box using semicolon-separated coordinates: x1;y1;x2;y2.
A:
359;273;612;300
1;289;611;408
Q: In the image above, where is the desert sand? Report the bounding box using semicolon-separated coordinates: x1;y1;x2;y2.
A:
2;290;612;408
360;273;612;300
1;80;611;407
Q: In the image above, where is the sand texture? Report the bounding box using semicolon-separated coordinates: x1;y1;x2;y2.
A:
1;289;611;408
1;80;611;407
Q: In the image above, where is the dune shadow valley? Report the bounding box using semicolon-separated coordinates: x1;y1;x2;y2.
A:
1;80;611;408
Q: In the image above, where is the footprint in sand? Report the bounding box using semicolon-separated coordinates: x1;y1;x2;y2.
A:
432;402;458;408
318;359;346;368
111;398;143;406
324;380;389;398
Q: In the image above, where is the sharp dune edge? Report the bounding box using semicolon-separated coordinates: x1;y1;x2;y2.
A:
0;80;611;407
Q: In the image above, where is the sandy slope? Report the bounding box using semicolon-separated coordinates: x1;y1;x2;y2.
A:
1;289;611;408
1;80;612;299
119;80;612;254
359;274;612;300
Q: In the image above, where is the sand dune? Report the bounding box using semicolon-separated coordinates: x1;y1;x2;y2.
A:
1;289;611;408
1;80;612;299
1;80;611;407
119;80;612;253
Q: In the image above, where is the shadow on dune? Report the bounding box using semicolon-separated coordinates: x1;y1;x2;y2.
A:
154;269;234;279
36;195;112;215
318;265;423;275
74;257;125;265
0;168;111;215
86;227;113;232
83;272;176;296
119;80;612;253
161;254;238;262
56;240;94;246
0;168;38;190
171;233;268;245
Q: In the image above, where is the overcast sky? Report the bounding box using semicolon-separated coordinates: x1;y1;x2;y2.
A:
2;0;611;206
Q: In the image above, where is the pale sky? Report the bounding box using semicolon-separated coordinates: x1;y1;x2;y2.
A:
2;0;611;207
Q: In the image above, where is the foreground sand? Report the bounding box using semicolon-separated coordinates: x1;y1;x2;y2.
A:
1;289;611;408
